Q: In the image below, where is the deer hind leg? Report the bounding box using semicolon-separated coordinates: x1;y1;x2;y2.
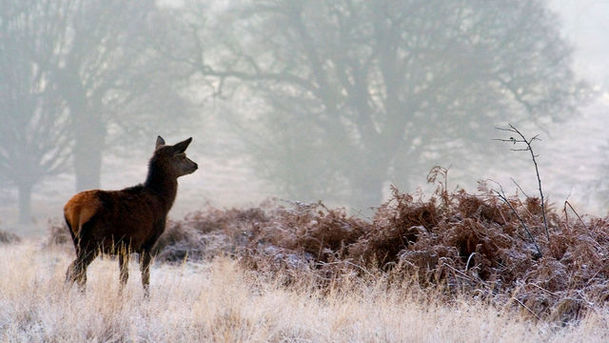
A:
65;260;78;284
66;248;97;292
118;246;130;294
140;250;152;297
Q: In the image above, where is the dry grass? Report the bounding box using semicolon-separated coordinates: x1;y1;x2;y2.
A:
29;173;609;339
3;240;609;342
41;181;609;324
76;182;609;323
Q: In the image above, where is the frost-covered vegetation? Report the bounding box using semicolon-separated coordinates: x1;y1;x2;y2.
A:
2;239;609;342
3;173;609;341
34;171;609;328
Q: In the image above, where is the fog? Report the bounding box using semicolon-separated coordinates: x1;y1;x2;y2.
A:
1;0;608;233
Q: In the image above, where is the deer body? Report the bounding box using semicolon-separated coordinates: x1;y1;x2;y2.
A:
64;136;197;295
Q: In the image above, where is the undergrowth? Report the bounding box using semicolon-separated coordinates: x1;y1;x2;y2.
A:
45;177;609;323
0;229;20;244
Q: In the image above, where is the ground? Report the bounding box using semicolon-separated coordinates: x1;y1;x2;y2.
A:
1;240;609;342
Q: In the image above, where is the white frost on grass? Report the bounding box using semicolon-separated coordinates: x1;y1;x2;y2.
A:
2;240;609;342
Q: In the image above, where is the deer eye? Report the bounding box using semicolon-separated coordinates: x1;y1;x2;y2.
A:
176;153;186;159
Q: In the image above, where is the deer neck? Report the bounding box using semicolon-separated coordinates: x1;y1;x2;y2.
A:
144;161;178;212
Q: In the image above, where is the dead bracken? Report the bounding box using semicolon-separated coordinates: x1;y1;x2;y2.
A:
0;229;20;244
45;181;609;323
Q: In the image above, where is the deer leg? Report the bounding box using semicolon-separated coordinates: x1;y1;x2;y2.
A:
65;259;79;284
66;243;84;284
140;250;152;297
118;248;130;293
66;249;97;292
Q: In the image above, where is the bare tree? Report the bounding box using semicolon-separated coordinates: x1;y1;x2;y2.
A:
0;1;71;223
173;0;588;209
2;0;193;192
0;0;194;221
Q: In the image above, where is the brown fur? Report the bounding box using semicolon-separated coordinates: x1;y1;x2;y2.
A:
64;136;197;295
64;190;102;238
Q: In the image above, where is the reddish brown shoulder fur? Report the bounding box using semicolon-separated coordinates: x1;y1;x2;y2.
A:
64;190;102;237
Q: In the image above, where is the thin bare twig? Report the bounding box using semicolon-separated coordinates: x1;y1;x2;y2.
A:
495;124;550;241
564;201;586;228
489;180;542;258
511;178;531;199
512;297;542;321
465;252;476;271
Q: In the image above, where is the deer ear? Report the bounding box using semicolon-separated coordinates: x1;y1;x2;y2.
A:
172;137;193;153
156;136;166;150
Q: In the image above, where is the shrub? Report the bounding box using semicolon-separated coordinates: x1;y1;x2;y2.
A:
152;186;609;322
44;181;609;322
0;229;20;244
45;219;71;246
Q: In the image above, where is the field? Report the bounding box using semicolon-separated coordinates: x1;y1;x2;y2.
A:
3;179;609;342
1;241;609;342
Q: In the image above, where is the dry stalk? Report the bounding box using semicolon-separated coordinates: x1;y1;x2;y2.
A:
495;124;550;241
490;180;542;258
564;200;586;229
513;297;542;321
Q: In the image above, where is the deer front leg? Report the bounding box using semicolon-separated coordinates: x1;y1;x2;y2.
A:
118;249;130;293
140;251;152;297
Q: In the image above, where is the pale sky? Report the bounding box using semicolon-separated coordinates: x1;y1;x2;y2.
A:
551;0;609;85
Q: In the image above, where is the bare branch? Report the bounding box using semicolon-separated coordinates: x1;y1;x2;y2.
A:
496;124;550;241
489;180;542;258
564;200;586;229
511;178;530;199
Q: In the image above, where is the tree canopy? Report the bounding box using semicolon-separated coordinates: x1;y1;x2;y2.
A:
0;0;72;222
176;0;588;209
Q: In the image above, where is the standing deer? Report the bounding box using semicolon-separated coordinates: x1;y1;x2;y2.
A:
64;136;197;295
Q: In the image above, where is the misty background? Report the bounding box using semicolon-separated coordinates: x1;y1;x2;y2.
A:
0;0;608;233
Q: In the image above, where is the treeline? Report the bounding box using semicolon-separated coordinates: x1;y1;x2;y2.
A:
0;0;590;222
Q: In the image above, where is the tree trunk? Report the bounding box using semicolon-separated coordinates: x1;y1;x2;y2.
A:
73;114;105;191
17;183;32;224
58;66;106;192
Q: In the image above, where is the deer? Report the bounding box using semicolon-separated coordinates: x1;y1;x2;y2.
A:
64;136;197;296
